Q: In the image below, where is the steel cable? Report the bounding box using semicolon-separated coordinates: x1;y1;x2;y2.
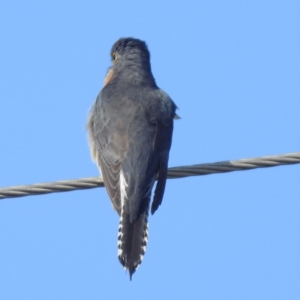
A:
1;152;299;200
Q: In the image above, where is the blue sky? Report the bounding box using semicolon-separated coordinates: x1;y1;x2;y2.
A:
1;1;300;299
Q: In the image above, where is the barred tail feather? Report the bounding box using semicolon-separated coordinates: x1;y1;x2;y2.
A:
117;206;149;280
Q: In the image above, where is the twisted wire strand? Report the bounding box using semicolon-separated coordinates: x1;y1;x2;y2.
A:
1;152;299;200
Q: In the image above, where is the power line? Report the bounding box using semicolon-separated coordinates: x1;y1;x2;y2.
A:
1;152;299;200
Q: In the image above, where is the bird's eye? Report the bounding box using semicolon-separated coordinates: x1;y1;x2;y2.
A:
112;52;117;62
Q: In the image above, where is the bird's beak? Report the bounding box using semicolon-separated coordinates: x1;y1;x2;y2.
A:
104;68;114;86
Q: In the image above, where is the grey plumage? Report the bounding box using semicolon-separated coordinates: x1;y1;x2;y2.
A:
87;38;177;279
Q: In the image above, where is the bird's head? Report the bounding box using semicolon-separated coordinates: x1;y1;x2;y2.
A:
110;37;150;65
104;37;155;87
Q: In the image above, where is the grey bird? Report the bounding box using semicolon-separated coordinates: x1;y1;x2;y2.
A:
87;38;177;279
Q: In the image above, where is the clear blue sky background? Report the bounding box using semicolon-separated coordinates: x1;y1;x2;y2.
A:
1;1;300;299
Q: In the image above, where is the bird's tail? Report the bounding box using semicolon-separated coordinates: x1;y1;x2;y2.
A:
117;205;149;280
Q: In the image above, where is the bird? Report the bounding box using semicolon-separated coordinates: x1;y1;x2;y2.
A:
87;37;178;280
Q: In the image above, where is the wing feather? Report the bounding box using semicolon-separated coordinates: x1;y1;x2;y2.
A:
87;94;130;215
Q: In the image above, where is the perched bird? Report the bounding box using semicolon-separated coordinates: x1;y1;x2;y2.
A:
87;38;177;279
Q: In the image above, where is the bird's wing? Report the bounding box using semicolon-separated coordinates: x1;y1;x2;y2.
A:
87;91;136;215
151;89;176;214
122;89;176;221
151;119;174;214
